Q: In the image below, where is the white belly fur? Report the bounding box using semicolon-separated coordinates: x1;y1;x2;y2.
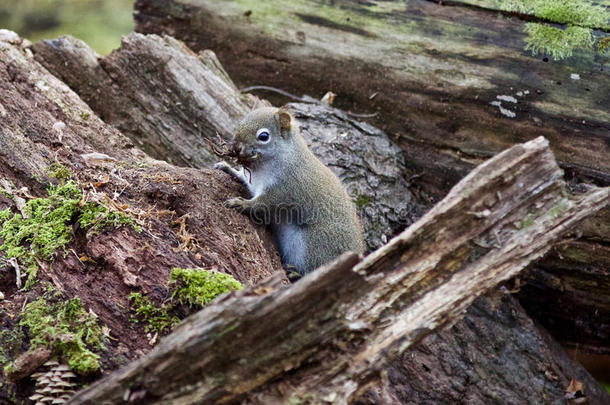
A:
274;223;306;272
242;166;273;198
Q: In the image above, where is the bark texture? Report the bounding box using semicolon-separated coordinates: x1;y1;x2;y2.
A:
66;137;609;404
129;0;610;355
0;30;282;404
133;0;610;196
29;31;610;404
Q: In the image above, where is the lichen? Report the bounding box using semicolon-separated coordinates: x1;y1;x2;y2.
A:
0;173;139;289
129;293;180;334
19;295;105;374
169;267;243;308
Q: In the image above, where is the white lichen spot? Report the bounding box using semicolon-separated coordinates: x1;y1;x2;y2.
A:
35;80;50;92
490;101;516;118
496;95;517;103
570;73;580;80
0;102;6;117
53;121;66;142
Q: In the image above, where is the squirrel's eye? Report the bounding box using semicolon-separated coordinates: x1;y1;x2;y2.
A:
256;128;271;143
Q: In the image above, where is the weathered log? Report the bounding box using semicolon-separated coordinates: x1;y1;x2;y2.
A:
0;30;282;403
66;136;609;404
33;31;610;357
31;31;610;401
129;0;610;355
32;33;425;251
133;0;610;197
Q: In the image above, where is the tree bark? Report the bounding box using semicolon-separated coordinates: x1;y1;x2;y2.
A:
133;0;610;196
29;31;610;403
129;0;610;355
66;137;609;404
34;30;610;357
0;30;282;404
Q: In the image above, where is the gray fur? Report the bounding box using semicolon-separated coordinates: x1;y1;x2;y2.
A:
215;107;364;274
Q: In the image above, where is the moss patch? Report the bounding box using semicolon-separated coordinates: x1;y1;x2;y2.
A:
0;327;25;369
0;175;138;289
510;0;610;59
129;268;243;335
169;268;243;308
129;293;180;335
354;194;372;209
18;295;105;374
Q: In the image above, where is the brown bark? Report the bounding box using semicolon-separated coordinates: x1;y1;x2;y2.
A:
128;0;610;356
66;137;609;404
29;31;610;403
0;30;282;403
133;0;610;196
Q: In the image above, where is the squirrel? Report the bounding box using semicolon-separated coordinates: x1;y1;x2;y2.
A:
215;107;364;274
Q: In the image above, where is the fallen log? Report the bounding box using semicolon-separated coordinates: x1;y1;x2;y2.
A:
67;137;609;404
31;32;610;402
33;31;610;358
0;30;282;403
133;0;610;197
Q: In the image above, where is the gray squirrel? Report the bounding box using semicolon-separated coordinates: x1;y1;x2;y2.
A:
215;107;364;274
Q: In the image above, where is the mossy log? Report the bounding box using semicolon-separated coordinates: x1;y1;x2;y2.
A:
67;137;609;404
30;32;610;403
129;0;610;355
133;0;610;196
0;30;282;403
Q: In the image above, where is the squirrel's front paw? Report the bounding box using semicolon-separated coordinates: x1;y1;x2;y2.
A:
224;197;249;211
214;161;233;174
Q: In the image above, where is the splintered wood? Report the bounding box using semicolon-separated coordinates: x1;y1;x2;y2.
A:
67;137;608;405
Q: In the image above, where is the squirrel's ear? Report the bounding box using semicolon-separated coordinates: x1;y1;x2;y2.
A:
275;108;292;135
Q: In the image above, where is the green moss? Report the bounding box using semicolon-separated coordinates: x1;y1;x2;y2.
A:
524;24;593;60
46;163;72;184
0;175;139;289
0;327;25;368
355;194;372;209
0;180;81;288
79;202;140;234
129;293;180;334
169;268;243;308
129;269;242;336
509;0;610;59
19;296;104;374
549;200;569;218
519;212;535;229
80;111;90;120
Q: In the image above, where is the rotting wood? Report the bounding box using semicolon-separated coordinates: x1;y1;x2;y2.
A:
33;30;610;355
66;137;609;404
133;0;610;198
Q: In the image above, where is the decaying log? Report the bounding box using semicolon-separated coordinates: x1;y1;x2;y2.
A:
32;33;425;251
31;31;610;402
32;33;251;168
33;31;610;357
66;137;609;404
133;0;610;197
0;31;282;404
